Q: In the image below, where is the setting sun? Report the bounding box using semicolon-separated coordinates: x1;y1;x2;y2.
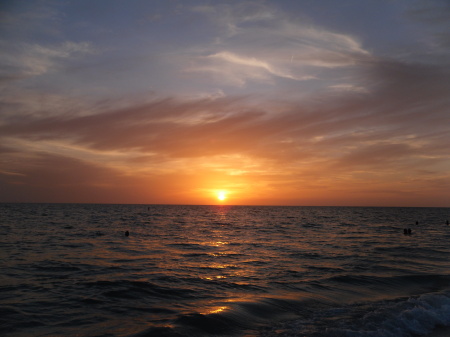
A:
217;191;227;201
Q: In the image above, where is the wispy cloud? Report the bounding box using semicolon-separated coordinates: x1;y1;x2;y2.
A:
188;2;369;87
1;53;448;175
0;0;449;206
0;41;95;81
188;51;299;86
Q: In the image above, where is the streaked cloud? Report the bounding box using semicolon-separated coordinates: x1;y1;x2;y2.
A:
0;40;95;81
0;0;449;206
189;51;298;86
187;1;369;88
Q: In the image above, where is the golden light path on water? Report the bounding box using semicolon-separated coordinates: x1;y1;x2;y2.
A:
2;203;450;336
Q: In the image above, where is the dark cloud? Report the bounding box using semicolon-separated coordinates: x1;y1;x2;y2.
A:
407;0;450;25
0;151;191;204
1;54;449;168
405;0;450;53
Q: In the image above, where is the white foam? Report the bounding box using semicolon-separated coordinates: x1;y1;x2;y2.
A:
329;291;450;337
274;291;450;337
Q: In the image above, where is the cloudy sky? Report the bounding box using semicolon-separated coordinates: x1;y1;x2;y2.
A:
1;0;449;206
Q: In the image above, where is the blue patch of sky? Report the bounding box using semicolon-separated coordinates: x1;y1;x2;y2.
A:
275;0;424;58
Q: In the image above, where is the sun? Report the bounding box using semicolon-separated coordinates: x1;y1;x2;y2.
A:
217;191;227;201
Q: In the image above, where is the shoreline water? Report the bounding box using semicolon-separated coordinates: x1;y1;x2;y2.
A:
1;203;449;336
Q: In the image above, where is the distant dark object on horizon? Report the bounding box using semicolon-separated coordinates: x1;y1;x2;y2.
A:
125;230;129;237
416;221;419;225
404;228;412;235
446;220;449;225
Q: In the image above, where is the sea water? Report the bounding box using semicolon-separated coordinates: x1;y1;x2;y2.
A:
1;203;450;337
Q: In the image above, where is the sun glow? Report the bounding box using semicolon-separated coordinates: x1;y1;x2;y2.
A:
217;190;227;201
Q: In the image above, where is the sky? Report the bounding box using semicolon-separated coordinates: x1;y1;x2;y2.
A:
0;0;449;206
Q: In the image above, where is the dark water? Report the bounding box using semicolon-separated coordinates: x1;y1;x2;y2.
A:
1;204;450;337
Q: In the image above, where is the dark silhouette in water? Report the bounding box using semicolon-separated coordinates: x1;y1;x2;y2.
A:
446;220;449;225
416;221;419;225
125;230;129;237
404;228;412;235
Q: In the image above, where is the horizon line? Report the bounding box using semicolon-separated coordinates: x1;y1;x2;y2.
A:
0;201;448;208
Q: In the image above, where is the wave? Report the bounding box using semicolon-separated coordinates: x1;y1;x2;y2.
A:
128;287;450;337
81;280;199;301
266;290;450;337
3;204;450;337
145;274;450;336
324;274;450;298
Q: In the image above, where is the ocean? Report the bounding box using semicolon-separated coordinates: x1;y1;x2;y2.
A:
1;203;450;337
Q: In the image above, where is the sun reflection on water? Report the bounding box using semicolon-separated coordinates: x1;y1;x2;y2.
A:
202;275;227;281
201;305;229;315
210;241;229;247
